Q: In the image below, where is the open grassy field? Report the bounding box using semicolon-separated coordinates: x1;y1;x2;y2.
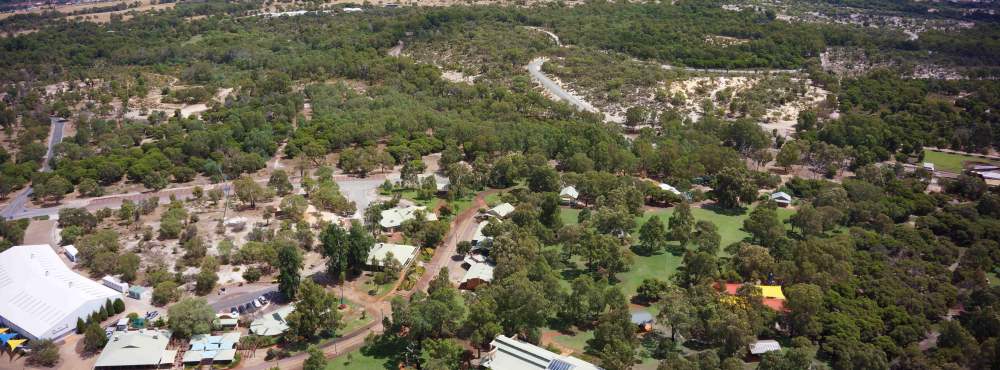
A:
923;149;998;173
559;204;794;296
989;272;1000;287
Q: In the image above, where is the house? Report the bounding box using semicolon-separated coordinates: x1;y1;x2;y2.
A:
94;329;176;369
366;243;418;269
379;205;438;231
471;221;493;248
748;339;781;361
63;245;78;262
720;283;787;311
481;335;602;370
0;245;121;340
559;186;579;205
486;203;515;218
419;174;450;193
250;305;294;336
769;192;793;207
102;275;129;294
630;311;654;332
182;332;241;365
459;258;495;290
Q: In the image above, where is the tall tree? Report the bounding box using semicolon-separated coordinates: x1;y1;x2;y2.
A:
713;167;756;209
692;220;721;255
668;201;695;252
743;203;785;248
320;221;372;278
637;215;667;255
303;346;327;370
277;242;303;300
233;175;270;208
589;296;636;370
268;169;293;196
167;298;215;338
286;280;341;341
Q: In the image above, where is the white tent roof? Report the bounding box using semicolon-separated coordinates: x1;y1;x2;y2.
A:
559;186;579;199
487;203;515;218
658;183;682;195
0;245;121;340
749;340;781;355
770;192;792;202
366;243;418;267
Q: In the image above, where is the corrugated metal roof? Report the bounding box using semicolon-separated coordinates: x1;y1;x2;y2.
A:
0;245;121;340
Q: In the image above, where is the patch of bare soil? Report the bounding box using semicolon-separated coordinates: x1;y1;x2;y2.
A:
1;0;175;23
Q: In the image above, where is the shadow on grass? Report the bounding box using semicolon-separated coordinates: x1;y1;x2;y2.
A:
629;244;664;257
700;203;747;216
360;334;411;370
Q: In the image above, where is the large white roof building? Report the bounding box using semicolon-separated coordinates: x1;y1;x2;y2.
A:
482;335;601;370
0;245;121;340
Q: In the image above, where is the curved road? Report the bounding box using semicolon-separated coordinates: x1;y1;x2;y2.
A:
527;58;598;114
1;116;65;220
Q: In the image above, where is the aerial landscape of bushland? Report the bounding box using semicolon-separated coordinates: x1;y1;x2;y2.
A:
0;0;999;369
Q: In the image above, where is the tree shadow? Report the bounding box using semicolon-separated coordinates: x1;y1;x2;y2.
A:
700;202;747;216
359;333;410;370
560;267;588;282
629;245;665;258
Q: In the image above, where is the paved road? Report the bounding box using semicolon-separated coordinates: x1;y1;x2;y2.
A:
208;284;278;311
1;116;65;220
527;58;598;113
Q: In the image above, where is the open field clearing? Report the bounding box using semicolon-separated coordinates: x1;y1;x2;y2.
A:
923;149;1000;173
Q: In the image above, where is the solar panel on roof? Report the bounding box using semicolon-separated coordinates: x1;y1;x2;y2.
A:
547;358;576;370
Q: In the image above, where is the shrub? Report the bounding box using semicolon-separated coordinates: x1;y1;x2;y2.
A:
26;339;59;367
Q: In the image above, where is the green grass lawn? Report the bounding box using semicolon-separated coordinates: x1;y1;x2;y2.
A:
485;193;502;207
923;149;998;173
989;272;1000;287
338;300;375;335
560;207;582;225
552;329;594;353
325;349;387;370
558;204;794;296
